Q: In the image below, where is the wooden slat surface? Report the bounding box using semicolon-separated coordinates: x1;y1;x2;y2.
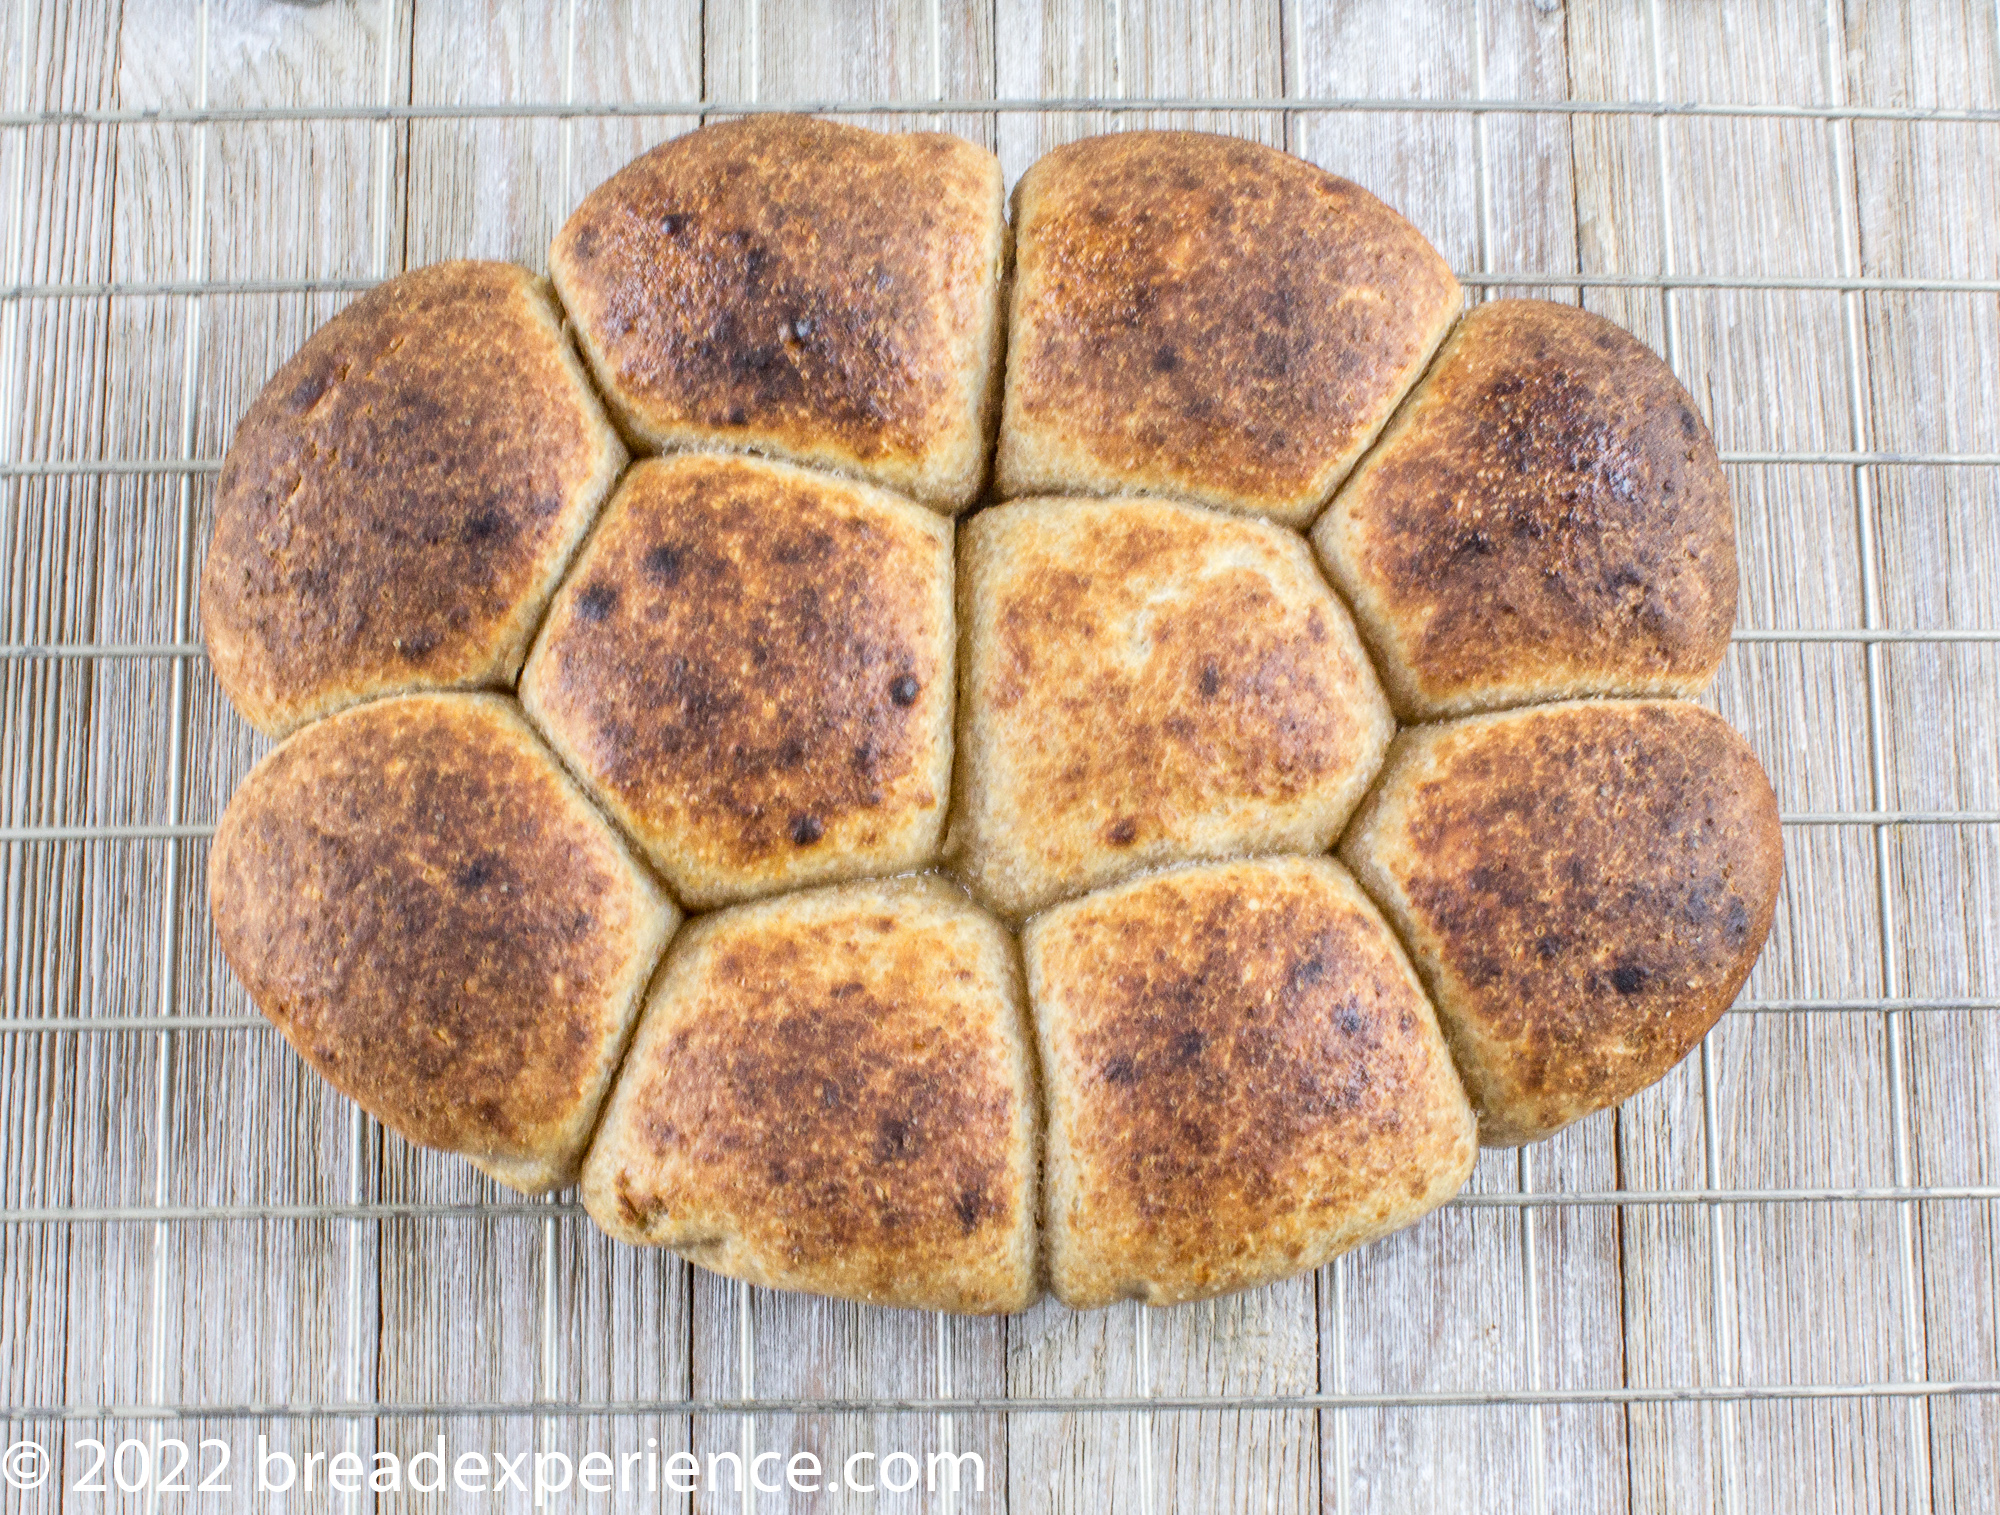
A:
0;2;1993;1512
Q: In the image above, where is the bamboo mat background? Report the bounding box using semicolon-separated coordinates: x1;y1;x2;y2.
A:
0;1;1995;1510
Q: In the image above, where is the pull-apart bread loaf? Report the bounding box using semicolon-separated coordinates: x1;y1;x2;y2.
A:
1313;299;1737;720
582;875;1040;1313
1025;857;1476;1308
1341;700;1782;1146
202;261;626;737
948;494;1392;919
996;130;1462;526
207;693;677;1194
550;115;1008;513
521;453;954;909
198;119;1778;1315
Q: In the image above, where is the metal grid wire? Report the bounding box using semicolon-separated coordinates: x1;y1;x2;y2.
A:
0;0;1996;1509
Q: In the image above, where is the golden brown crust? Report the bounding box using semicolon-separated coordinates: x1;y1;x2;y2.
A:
946;495;1393;920
580;875;1040;1313
1313;299;1737;720
1340;699;1782;1146
550;115;1007;513
1025;857;1475;1309
201;262;626;738
520;454;953;909
206;693;676;1194
995;131;1462;526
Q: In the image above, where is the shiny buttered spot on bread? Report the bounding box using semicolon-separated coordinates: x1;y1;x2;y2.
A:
582;875;1040;1314
206;693;677;1195
550;114;1008;513
1312;299;1737;721
996;130;1462;526
1340;700;1782;1147
201;261;626;738
521;454;954;910
946;495;1393;920
1024;856;1477;1309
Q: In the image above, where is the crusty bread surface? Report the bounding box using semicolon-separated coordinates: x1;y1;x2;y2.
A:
207;693;677;1194
1025;856;1476;1309
201;261;626;738
1340;699;1783;1146
996;130;1462;526
521;453;954;910
550;114;1008;513
581;874;1041;1314
946;494;1393;920
1313;299;1737;720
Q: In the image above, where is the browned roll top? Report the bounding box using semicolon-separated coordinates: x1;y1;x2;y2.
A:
1027;857;1475;1308
201;261;625;737
1341;699;1783;1146
998;130;1462;525
949;494;1391;919
1315;298;1737;718
521;453;953;908
583;875;1040;1313
550;114;1007;511
207;693;675;1193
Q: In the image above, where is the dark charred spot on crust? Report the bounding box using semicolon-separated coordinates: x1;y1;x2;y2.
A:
284;368;327;415
954;1187;986;1233
1338;300;1736;703
643;543;684;586
528;457;948;875
202;262;614;730
455;855;501;892
550;114;1000;467
463;508;512;545
1375;702;1783;1138
873;1115;918;1163
1198;662;1222;698
396;628;441;664
1724;895;1751;943
1106;817;1139;846
207;699;655;1165
1042;864;1464;1281
575;582;619;622
1010;131;1459;506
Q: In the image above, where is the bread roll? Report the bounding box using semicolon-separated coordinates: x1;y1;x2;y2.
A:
521;453;954;909
207;693;677;1194
581;875;1039;1314
1340;699;1782;1146
550;115;1007;513
946;495;1392;920
1312;299;1737;720
1025;857;1476;1309
995;130;1461;526
201;261;626;737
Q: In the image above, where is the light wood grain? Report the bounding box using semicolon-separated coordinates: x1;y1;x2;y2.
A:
1;2;1994;1512
1845;6;2000;1509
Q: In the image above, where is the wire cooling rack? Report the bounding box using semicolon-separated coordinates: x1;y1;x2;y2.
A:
0;1;1995;1511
